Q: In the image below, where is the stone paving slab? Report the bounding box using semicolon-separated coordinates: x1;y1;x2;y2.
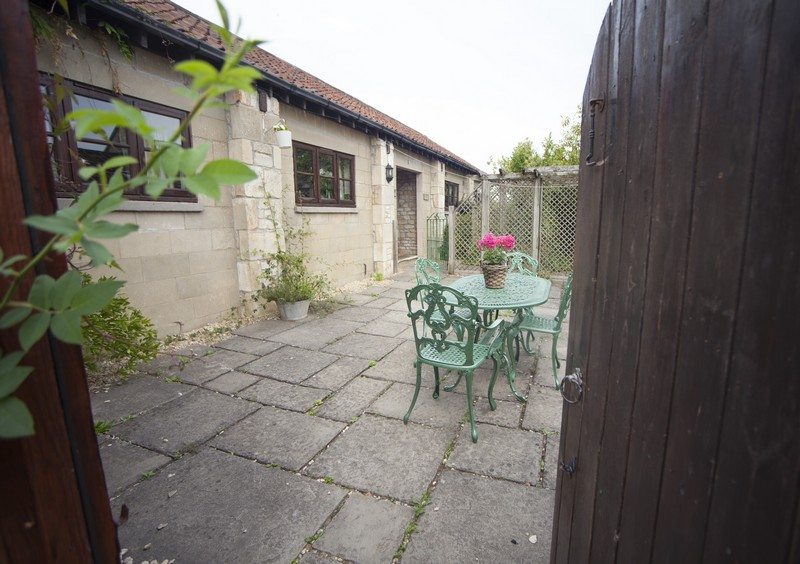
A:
378;309;411;325
233;317;312;339
112;448;347;563
307;415;451;503
356;318;408;338
331;292;377;306
113;389;257;455
302;357;371;391
299;550;341;563
475;398;524;428
98;437;171;496
172;349;258;384
267;317;363;350
213;406;345;470
205;371;261;394
329;306;385;322
213;335;284;356
404;468;553;563
314;492;413;562
386;299;410;311
362;341;433;388
543;434;560;490
239;377;329;412
352;285;390;297
315;377;389;422
447;424;542;484
443;366;531;403
91;375;193;423
522;387;564;433
240;346;339;383
368;382;466;428
322;333;403;360
361;296;398;309
379;286;410;300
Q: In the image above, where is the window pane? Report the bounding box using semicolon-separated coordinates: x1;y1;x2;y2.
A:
142;110;181;144
339;157;352;180
77;140;128;171
319;153;334;177
295;148;313;173
73;95;127;144
297;173;314;199
320;177;334;200
339;179;352;201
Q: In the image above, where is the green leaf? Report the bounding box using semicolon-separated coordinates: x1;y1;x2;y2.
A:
18;312;51;351
182;173;220;200
102;155;137;170
0;357;33;398
0;396;35;438
174;60;218;89
24;214;78;236
74;182;100;215
179;144;210;175
201;159;257;185
145;177;171;199
28;275;55;309
67;108;128;140
0;254;26;270
50;270;83;311
85;220;138;239
50;309;82;344
0;307;31;329
70;279;124;315
78;166;99;180
80;239;113;266
111;100;153;138
94;188;126;216
158;144;183;178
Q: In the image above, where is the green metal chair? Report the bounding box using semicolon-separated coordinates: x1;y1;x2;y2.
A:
405;283;507;442
507;251;539;276
414;258;473;336
518;273;573;388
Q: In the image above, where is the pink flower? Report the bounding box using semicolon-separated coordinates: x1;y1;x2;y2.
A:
498;234;516;250
477;232;497;250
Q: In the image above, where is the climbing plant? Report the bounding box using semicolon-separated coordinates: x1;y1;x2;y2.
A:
0;1;260;438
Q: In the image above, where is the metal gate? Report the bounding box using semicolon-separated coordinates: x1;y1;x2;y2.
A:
447;170;578;275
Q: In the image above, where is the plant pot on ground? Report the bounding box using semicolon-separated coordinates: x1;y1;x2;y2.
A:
255;250;330;321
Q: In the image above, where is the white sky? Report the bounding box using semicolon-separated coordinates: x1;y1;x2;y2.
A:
176;0;610;170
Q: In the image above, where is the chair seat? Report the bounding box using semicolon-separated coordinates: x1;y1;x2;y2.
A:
519;313;560;333
431;306;473;324
420;342;490;368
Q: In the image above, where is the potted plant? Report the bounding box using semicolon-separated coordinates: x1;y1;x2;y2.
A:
255;249;330;320
477;232;516;289
273;119;292;148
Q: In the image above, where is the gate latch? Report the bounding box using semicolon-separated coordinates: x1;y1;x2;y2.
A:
560;368;584;404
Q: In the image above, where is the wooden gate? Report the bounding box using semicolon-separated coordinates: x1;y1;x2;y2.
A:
552;0;800;562
0;2;119;561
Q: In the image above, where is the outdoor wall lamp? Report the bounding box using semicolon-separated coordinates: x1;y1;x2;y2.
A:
385;163;394;183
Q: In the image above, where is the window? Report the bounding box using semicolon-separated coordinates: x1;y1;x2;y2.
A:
39;74;195;202
293;141;355;206
445;181;459;208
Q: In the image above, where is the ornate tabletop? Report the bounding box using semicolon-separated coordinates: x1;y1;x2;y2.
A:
450;273;551;310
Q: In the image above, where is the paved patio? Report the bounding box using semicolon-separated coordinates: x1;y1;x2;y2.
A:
93;267;568;563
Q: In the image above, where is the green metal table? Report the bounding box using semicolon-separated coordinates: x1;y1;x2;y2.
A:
450;273;552;401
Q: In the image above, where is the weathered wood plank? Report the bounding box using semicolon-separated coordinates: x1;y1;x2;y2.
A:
550;6;612;561
651;0;775;560
588;0;666;559
566;0;636;560
701;0;800;559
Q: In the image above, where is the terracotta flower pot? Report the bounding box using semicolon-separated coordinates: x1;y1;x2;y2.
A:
481;262;508;289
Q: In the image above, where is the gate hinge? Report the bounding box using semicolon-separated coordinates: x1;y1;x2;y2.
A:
560;368;583;404
560;457;578;476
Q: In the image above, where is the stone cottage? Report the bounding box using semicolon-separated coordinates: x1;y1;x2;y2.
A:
32;0;480;335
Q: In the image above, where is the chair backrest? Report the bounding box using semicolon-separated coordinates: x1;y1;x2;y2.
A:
507;252;539;276
554;273;574;329
406;283;479;366
415;257;441;285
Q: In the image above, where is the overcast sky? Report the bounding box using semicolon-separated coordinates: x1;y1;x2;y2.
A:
178;0;610;170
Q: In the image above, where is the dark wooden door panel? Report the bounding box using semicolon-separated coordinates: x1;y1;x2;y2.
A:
553;0;800;561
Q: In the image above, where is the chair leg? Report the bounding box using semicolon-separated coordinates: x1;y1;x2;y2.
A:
444;372;462;392
522;331;535;354
514;334;521;363
553;334;561;369
404;361;423;424
433;367;440;399
465;370;478;443
488;356;500;411
551;334;560;389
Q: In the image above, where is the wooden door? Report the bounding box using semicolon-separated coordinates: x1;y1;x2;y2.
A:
552;0;800;561
0;2;119;561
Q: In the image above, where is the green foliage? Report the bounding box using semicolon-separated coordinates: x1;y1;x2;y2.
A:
304;529;324;544
0;2;261;439
490;107;581;172
256;250;330;304
140;470;156;480
372;272;384;282
94;420;112;435
97;21;134;61
81;274;159;377
439;226;449;261
322;476;334;484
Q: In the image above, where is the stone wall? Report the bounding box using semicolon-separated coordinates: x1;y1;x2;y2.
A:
396;170;418;257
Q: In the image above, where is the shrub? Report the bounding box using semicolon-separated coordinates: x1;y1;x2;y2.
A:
255;250;330;304
81;274;159;376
